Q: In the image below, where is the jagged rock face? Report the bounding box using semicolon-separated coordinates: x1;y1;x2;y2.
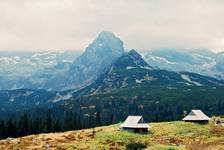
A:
0;32;124;91
58;31;125;90
84;31;124;60
113;49;151;70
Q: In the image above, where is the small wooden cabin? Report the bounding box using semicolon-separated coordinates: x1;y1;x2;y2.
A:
182;110;210;124
120;116;150;133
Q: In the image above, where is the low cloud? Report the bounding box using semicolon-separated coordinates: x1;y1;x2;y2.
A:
0;0;224;52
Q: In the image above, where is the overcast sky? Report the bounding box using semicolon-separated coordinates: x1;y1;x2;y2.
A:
0;0;224;52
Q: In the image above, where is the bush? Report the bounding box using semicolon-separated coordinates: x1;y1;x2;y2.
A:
126;142;147;150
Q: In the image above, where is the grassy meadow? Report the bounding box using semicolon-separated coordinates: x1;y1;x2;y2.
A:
1;121;224;150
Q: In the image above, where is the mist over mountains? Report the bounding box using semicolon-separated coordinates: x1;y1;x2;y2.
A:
141;49;224;80
0;51;81;90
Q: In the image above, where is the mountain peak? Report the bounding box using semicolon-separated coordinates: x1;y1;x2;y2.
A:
83;31;124;61
89;31;124;54
67;32;125;89
127;49;142;58
127;49;148;65
112;50;153;70
97;31;116;39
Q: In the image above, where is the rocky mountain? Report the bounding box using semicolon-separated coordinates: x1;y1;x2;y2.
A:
0;32;223;91
22;31;124;91
76;50;224;95
0;32;124;91
141;49;224;80
0;49;224;117
64;31;125;90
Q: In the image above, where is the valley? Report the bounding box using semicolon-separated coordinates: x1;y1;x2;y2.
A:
0;32;224;148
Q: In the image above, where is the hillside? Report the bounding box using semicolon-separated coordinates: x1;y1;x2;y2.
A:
1;121;224;150
75;50;224;96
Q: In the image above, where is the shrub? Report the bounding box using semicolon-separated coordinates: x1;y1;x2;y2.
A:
126;142;147;150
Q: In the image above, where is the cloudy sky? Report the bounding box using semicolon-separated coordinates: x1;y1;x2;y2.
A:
0;0;224;52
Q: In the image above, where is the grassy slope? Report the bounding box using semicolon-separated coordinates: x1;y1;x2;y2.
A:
1;121;224;150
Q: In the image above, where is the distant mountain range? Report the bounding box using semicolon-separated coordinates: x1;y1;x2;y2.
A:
0;32;125;91
0;47;223;117
0;31;224;117
0;51;81;90
0;32;223;91
141;49;224;80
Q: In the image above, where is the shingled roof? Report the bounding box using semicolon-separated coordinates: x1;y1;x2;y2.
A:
120;116;150;128
182;110;210;121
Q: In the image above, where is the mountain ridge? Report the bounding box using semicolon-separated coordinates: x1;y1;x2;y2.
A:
0;32;223;91
141;49;224;80
74;49;224;96
12;31;125;91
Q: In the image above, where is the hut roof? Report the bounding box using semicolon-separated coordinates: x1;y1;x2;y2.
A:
182;110;210;121
120;116;150;128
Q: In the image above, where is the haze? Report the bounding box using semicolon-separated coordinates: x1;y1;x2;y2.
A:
0;0;224;52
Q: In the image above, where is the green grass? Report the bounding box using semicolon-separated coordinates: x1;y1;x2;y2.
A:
88;121;224;150
1;121;224;150
150;121;211;137
96;130;150;149
146;145;185;150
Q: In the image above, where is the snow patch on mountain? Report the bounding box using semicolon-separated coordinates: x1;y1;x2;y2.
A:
51;93;73;103
9;97;15;102
192;53;213;61
126;66;136;70
144;55;178;65
24;91;34;96
135;79;143;84
140;66;153;70
181;74;202;86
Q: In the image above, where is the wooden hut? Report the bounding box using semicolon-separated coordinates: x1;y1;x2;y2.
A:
120;116;150;133
182;110;210;123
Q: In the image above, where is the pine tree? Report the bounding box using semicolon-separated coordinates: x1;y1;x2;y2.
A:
0;120;5;139
64;111;75;131
33;117;40;134
6;119;15;137
18;111;30;136
53;120;61;132
44;110;53;133
96;111;102;126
